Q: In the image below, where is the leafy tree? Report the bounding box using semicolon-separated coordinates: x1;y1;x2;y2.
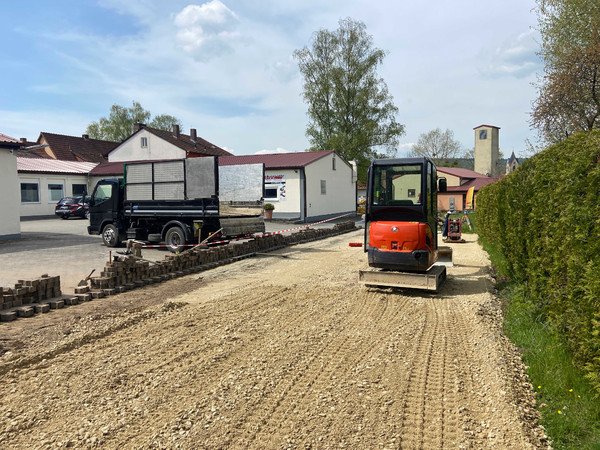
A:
150;114;182;133
294;18;405;182
530;0;600;144
409;128;462;165
86;101;182;142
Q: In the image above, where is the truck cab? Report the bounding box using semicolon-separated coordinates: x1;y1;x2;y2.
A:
88;178;125;247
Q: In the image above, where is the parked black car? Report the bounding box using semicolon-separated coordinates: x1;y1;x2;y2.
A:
55;196;90;219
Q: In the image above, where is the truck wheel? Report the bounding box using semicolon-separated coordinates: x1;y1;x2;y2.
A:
102;224;122;247
165;226;186;253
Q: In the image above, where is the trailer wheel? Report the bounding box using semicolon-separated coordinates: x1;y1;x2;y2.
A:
165;226;186;253
102;224;122;247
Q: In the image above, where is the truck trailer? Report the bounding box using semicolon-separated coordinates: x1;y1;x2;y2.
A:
87;157;265;252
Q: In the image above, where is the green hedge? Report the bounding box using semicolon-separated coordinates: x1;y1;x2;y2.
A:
477;130;600;394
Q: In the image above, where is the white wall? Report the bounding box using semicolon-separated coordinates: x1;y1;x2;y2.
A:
265;169;301;218
0;149;21;239
108;129;186;162
19;173;92;218
305;153;355;220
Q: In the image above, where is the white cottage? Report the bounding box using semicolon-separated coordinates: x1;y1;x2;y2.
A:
219;151;357;222
108;124;232;162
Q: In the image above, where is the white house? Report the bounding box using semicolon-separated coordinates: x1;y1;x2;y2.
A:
0;134;21;239
219;151;357;222
108;123;232;162
17;158;98;218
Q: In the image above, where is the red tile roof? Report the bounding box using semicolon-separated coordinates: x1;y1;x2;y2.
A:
0;133;21;150
438;166;487;179
219;150;335;168
0;133;18;143
39;132;119;162
126;126;232;157
445;177;499;192
15;147;53;158
17;157;98;174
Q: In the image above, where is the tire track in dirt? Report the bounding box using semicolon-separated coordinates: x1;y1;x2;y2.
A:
247;293;410;447
218;288;388;447
105;284;355;445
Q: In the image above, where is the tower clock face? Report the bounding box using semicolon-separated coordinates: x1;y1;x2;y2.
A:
479;129;488;140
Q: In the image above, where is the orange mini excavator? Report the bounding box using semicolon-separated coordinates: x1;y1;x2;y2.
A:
359;157;451;292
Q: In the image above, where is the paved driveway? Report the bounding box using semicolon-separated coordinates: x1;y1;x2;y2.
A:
0;216;358;295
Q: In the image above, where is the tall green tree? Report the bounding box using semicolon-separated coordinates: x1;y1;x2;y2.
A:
294;18;405;181
409;128;463;165
86;101;182;142
530;0;600;144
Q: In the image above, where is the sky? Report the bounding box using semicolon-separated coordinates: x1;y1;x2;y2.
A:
1;0;541;158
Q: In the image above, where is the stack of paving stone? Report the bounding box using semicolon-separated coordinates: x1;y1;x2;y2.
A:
0;220;357;323
1;274;63;322
81;222;356;298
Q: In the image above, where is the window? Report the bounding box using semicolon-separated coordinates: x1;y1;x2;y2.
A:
72;183;87;195
265;186;279;201
332;156;336;170
92;183;113;206
372;164;422;206
48;183;64;202
320;180;326;195
141;137;148;148
21;183;39;203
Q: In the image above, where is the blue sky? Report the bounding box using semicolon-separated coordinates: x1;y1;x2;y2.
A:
1;0;541;157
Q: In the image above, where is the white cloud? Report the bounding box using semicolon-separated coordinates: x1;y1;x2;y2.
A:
174;1;239;60
255;147;294;155
481;30;541;79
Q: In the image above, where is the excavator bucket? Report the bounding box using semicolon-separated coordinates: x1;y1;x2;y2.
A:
436;246;453;267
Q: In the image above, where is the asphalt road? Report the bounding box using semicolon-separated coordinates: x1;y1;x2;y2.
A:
0;216;359;295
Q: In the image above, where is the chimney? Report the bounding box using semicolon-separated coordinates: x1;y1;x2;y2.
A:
133;122;145;133
173;124;180;139
20;138;27;143
82;134;89;140
190;128;197;141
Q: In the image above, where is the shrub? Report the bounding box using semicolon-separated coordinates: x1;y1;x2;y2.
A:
477;130;600;394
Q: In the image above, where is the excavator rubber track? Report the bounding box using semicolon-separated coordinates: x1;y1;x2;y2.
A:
359;264;446;293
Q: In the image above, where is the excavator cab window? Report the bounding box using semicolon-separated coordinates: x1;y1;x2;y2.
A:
372;164;422;207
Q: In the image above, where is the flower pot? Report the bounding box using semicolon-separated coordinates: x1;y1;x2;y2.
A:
264;209;273;220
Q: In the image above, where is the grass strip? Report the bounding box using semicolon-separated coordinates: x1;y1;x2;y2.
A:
481;238;600;449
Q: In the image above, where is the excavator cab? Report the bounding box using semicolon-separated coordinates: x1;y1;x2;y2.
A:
364;157;446;273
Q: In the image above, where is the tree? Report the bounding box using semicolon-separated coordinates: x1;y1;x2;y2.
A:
86;101;182;142
294;18;405;182
530;0;600;144
409;128;462;165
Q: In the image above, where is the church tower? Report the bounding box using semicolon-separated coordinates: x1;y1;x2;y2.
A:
474;124;500;177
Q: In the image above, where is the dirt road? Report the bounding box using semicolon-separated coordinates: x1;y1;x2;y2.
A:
0;231;548;448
